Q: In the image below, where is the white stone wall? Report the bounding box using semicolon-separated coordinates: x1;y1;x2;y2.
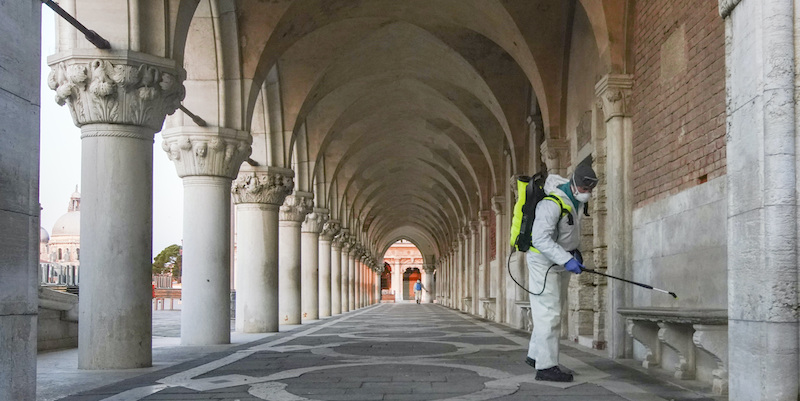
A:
632;176;727;309
0;2;41;399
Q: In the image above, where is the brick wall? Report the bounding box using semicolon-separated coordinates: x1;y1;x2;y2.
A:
630;0;726;207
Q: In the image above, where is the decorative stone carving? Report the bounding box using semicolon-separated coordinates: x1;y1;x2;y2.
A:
718;0;742;18
279;191;313;222
491;196;505;215
320;219;341;241
595;75;633;122
162;128;252;178
693;324;728;395
657;322;696;379
479;210;490;227
302;208;329;233
422;264;435;274
48;55;185;131
337;230;351;252
231;166;294;206
626;319;661;368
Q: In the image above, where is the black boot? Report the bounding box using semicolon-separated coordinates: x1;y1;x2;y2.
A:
535;366;573;382
525;357;536;369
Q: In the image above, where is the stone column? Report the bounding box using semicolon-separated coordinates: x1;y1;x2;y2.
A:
231;166;293;332
162;126;251;346
492;196;506;323
478;211;490;316
301;208;327;321
423;264;436;303
278;191;313;324
348;247;357;310
48;52;185;367
340;233;352;312
318;220;340;318
722;1;799;398
2;4;39;397
330;230;344;315
470;221;480;314
354;253;362;309
596;74;634;358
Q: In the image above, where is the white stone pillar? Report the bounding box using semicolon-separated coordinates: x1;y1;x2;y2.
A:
330;231;343;315
423;265;435;303
353;253;361;309
596;75;634;358
722;1;800;398
2;4;39;396
318;220;340;318
492;196;506;323
340;234;352;312
162;126;252;346
348;249;357;310
231;167;293;332
470;222;480;314
478;211;490;316
48;53;186;367
301;208;327;321
279;191;313;324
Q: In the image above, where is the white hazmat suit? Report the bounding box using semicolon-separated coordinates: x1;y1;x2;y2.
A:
525;173;585;370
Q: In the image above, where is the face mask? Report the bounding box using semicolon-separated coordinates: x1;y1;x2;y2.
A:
571;180;592;203
574;191;591;203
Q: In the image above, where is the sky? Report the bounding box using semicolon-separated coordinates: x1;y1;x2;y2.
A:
39;8;184;259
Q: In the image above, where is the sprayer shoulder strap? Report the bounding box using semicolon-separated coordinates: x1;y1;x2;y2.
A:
543;194;571;216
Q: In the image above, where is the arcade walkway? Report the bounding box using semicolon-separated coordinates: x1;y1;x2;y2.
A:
38;305;722;401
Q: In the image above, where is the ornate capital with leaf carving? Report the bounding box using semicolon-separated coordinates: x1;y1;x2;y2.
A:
479;210;491;227
595;74;633;122
302;208;329;234
718;0;742;18
279;191;313;222
231;166;294;206
48;51;185;131
423;264;436;274
321;219;341;242
335;229;350;251
162;127;252;178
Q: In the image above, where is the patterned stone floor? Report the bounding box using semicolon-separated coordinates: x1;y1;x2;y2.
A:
46;304;723;401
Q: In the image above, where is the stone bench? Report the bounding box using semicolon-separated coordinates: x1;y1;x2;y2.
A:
618;307;727;395
479;297;496;321
516;301;532;332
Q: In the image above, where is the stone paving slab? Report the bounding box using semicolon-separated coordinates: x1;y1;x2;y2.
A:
51;304;723;401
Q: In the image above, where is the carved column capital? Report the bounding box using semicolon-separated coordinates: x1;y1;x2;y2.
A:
491;196;505;215
479;210;491;226
423;264;436;274
279;191;313;222
335;229;351;251
595;74;634;122
47;51;185;131
302;208;329;234
718;0;742;18
320;219;341;241
231;166;294;206
162;127;252;178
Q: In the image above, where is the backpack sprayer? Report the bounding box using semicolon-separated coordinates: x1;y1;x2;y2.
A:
508;173;678;299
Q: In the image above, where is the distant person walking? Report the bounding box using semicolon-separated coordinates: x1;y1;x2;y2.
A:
414;280;426;304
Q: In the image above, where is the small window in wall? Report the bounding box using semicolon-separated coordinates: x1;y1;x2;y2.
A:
58;248;62;260
65;248;70;262
77;248;80;261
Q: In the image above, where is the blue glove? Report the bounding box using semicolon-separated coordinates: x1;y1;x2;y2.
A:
565;258;584;274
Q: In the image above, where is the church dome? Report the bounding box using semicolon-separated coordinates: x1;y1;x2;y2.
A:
52;187;81;237
52;211;80;237
40;227;49;243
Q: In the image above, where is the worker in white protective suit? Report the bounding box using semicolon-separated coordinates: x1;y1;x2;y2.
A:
525;162;597;382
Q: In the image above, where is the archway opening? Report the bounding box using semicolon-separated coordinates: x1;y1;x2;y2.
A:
382;239;424;302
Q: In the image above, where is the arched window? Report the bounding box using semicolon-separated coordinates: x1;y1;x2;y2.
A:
76;248;80;261
65;248;70;262
58;248;62;260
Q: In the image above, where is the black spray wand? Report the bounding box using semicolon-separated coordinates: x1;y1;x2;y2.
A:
580;267;678;299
